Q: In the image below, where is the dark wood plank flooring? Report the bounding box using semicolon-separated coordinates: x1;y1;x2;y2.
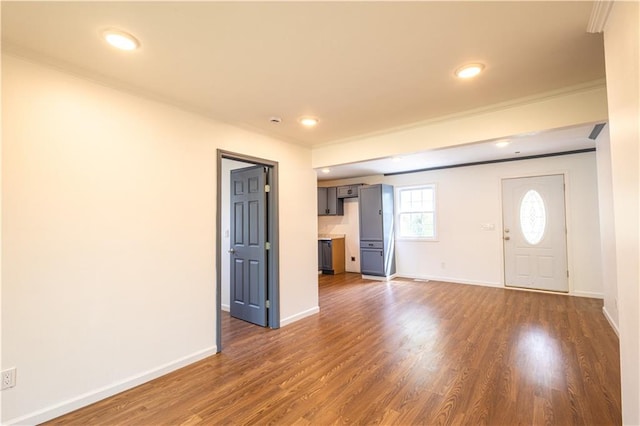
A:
46;273;621;425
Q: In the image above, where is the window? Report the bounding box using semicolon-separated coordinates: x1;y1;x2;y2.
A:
396;185;436;239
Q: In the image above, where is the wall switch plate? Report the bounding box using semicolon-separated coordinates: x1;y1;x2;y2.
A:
1;368;16;390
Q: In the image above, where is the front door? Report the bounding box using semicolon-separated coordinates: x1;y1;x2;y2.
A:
502;174;568;292
230;166;268;326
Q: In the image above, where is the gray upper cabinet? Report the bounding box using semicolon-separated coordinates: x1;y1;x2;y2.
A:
337;184;363;198
317;187;344;216
358;184;396;277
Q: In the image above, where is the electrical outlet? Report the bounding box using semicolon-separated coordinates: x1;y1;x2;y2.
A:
1;368;16;390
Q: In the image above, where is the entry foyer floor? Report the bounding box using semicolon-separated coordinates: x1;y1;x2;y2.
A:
47;273;621;425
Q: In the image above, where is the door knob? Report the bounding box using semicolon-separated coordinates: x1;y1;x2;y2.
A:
228;248;236;254
504;236;510;241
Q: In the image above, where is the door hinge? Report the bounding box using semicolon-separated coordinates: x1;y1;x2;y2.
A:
265;300;270;308
265;242;271;250
265;184;271;193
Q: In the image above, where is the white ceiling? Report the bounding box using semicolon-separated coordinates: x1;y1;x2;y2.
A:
2;1;605;149
316;123;601;180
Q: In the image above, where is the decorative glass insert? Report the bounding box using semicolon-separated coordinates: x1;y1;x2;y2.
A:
520;190;546;245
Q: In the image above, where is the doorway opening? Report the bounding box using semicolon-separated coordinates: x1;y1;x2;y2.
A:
216;150;280;352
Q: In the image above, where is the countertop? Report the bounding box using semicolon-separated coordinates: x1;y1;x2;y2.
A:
318;234;345;241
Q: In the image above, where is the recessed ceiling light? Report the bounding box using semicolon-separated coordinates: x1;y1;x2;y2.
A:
455;63;484;79
496;140;510;148
103;29;140;51
299;117;319;127
321;168;331;174
392;157;402;162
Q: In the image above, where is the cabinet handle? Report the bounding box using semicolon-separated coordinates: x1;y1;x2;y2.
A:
380;251;383;256
379;209;382;215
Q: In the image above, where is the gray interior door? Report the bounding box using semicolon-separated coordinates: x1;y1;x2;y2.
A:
230;166;268;326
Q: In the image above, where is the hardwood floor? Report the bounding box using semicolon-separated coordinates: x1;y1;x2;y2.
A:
46;273;621;425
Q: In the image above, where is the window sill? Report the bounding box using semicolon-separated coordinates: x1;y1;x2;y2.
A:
395;238;439;242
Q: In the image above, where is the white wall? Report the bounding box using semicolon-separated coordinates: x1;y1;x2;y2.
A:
603;2;640;423
320;152;603;297
1;54;318;424
595;129;619;331
312;84;608;169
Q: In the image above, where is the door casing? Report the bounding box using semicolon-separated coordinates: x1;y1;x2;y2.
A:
216;150;280;352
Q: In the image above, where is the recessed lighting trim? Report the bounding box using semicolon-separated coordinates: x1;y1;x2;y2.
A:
103;29;140;51
455;63;484;79
299;117;319;127
321;168;331;174
495;140;510;148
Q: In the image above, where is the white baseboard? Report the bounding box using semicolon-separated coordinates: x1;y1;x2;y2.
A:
397;274;604;300
395;274;501;288
602;306;620;337
221;303;230;312
571;290;604;299
6;346;218;426
280;306;320;327
362;273;398;281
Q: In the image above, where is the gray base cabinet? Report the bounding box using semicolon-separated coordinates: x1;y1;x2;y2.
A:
360;248;385;275
318;238;346;274
358;184;396;277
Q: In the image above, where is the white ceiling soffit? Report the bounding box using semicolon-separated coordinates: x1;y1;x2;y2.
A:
587;1;615;33
1;2;605;147
316;123;603;181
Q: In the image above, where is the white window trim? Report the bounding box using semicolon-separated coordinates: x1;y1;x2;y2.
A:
395;183;438;242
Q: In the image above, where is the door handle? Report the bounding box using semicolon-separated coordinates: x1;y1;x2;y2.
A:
504;236;510;241
228;248;236;254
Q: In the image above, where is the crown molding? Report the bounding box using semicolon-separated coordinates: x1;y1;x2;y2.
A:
587;1;614;33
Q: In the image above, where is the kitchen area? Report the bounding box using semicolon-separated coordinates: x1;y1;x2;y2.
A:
318;183;395;279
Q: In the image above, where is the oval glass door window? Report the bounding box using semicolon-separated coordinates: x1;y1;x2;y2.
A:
520;190;546;245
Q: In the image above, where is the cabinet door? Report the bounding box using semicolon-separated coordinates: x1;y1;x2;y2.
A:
359;185;383;240
360;248;384;275
337;185;360;198
317;187;328;216
327;187;343;215
321;241;333;270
